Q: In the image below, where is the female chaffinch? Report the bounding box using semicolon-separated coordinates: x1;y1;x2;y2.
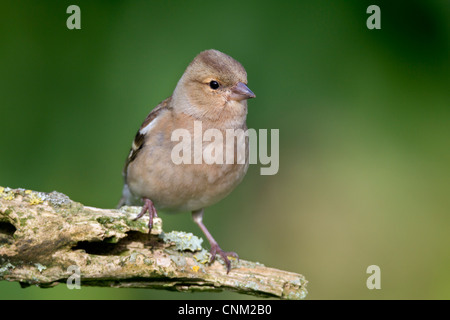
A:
118;49;255;272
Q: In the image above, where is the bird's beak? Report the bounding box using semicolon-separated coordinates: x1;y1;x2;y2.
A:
229;82;256;101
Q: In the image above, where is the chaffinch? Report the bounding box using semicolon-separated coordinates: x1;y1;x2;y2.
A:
118;49;255;272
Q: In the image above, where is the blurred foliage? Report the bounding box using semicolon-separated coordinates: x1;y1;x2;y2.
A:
0;0;449;299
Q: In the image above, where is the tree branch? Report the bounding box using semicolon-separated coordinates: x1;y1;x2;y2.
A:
0;186;307;299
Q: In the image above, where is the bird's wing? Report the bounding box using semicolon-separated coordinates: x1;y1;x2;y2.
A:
122;96;172;179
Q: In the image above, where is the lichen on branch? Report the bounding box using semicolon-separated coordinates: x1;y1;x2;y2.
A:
0;186;307;299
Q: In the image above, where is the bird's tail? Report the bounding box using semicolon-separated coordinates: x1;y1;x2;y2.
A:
117;183;141;208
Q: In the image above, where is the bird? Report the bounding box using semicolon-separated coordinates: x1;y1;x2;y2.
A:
118;49;255;273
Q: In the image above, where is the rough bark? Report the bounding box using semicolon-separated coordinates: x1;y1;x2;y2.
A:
0;186;307;299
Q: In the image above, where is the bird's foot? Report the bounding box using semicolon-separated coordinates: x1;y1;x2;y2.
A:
209;243;239;274
133;198;158;233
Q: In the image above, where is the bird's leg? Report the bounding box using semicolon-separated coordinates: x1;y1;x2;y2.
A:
192;209;238;273
133;198;158;233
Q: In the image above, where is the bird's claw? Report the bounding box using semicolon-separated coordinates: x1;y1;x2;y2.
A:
209;243;239;273
133;198;158;233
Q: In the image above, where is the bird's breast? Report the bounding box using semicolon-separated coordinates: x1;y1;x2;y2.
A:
126;119;249;212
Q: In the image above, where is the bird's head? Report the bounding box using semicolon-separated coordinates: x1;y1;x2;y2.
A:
173;49;255;122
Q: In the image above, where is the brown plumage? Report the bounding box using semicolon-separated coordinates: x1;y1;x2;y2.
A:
118;49;255;272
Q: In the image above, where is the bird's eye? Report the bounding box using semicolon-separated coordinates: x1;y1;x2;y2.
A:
209;80;220;90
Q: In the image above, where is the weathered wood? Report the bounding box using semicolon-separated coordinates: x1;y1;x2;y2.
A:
0;186;307;299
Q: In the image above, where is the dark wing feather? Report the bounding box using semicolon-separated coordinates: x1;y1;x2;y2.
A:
122;97;172;180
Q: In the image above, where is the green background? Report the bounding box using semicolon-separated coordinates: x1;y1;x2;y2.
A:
1;0;449;299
